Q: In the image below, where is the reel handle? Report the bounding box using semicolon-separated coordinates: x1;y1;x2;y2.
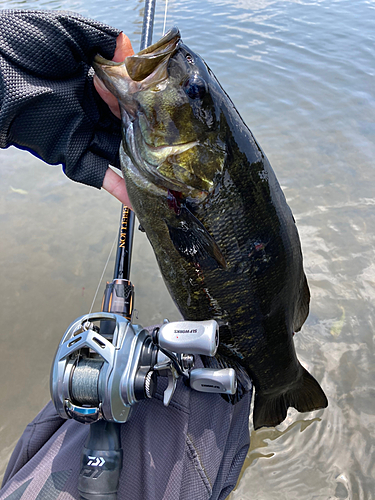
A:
190;368;237;395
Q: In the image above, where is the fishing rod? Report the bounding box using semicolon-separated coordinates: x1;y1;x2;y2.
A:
50;2;236;499
76;3;157;498
110;0;157;286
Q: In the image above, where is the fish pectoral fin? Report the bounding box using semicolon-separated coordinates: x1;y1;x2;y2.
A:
166;206;226;269
253;366;328;430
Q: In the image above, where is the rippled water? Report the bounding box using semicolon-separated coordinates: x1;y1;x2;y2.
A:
0;0;374;498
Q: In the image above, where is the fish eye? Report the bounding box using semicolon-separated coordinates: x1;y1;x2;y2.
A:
183;75;207;99
185;54;194;64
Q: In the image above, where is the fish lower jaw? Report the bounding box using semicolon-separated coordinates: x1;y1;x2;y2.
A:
120;145;185;198
133;145;210;197
121;132;209;200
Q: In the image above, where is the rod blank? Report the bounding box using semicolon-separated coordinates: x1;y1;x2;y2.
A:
140;0;157;50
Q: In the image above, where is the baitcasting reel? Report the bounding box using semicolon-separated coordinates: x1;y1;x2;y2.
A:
50;312;237;425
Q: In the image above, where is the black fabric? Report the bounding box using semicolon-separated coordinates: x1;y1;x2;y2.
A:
0;10;122;188
1;355;252;500
1;403;65;486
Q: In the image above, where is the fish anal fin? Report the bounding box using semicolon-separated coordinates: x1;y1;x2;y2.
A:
253;366;328;430
166;206;226;268
294;273;311;333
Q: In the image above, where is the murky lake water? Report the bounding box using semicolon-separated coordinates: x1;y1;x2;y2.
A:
0;0;374;497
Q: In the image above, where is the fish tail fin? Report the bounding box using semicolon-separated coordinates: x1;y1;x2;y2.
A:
253;366;328;430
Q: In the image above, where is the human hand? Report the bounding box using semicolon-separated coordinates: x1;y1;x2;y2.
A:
94;33;134;209
94;32;133;119
0;11;131;198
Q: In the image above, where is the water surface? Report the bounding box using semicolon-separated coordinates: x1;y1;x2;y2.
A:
0;0;374;498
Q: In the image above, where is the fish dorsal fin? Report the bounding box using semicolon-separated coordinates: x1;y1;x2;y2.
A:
166;206;226;269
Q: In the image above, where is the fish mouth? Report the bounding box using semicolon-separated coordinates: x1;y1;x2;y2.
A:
94;28;211;196
125;27;181;81
93;27;181;93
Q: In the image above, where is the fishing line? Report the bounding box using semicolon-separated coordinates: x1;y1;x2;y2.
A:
88;232;118;315
162;0;169;35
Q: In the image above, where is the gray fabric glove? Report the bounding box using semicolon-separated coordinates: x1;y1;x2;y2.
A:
0;9;122;188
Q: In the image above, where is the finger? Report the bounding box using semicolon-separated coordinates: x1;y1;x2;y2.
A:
93;75;121;119
113;32;134;62
93;33;134;119
102;167;133;210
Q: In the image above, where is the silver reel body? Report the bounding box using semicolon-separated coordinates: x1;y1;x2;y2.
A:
51;312;237;425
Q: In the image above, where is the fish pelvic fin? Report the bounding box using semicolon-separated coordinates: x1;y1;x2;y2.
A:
253;366;328;430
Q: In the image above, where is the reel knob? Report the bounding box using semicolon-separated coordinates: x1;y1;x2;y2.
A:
189;368;237;395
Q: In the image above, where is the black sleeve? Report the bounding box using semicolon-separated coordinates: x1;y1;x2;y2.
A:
0;10;122;188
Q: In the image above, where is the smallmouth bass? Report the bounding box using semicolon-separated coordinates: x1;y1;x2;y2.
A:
93;28;328;429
